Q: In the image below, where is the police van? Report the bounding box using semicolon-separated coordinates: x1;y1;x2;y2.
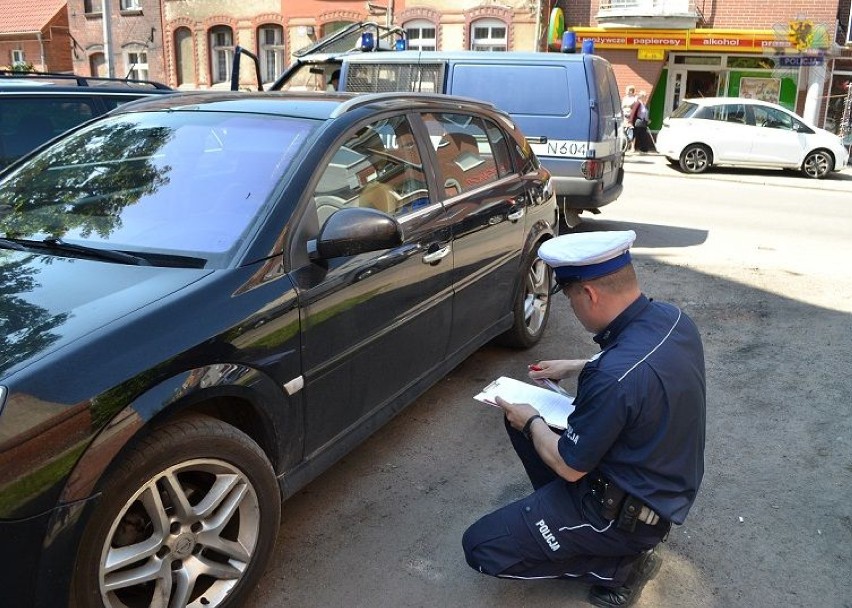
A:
271;50;626;226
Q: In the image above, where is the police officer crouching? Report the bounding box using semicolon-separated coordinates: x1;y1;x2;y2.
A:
462;231;706;607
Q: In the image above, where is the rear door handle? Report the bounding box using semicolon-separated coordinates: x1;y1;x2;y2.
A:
507;209;525;222
422;245;451;264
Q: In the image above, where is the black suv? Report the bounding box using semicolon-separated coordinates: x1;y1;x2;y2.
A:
0;70;173;169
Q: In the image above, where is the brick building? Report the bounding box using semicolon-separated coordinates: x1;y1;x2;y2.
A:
66;0;166;83
0;0;73;72
58;0;851;140
560;0;851;136
158;0;542;90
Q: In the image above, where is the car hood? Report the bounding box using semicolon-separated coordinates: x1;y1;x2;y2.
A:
0;250;212;378
812;126;841;141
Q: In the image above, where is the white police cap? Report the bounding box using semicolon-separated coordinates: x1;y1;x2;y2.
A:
539;230;637;285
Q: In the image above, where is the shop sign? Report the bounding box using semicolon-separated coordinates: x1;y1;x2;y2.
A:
638;49;665;61
573;30;688;50
778;55;825;67
570;28;790;53
689;30;790;52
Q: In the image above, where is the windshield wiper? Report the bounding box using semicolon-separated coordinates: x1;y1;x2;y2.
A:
42;238;151;266
0;238;26;251
2;236;151;266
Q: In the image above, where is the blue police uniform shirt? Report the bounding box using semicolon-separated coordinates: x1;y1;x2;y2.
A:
557;294;706;525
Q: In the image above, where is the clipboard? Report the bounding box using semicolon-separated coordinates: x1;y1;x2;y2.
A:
474;376;575;430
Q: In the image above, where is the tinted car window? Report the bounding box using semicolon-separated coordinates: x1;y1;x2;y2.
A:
483;118;514;178
695;103;747;123
312;114;428;221
723;104;747;124
0;97;96;166
594;62;617;139
0;111;316;264
752;106;794;130
422;112;501;196
101;95;149;111
670;101;699;119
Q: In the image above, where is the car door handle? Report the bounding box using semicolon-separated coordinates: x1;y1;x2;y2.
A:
422;245;451;264
507;209;525;222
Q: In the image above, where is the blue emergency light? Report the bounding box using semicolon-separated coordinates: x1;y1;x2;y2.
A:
360;32;375;51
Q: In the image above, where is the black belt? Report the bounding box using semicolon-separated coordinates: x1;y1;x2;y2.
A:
587;473;669;533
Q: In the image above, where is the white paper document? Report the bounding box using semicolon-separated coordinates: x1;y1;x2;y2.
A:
474;376;575;430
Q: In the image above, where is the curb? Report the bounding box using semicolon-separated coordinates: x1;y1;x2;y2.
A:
622;153;852;192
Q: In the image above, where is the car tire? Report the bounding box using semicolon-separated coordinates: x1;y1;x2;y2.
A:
679;144;712;174
497;248;552;348
801;150;833;179
71;415;280;608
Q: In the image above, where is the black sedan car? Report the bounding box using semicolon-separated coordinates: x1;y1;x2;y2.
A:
0;91;558;607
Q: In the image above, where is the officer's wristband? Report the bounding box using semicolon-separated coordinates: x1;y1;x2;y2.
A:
522;414;544;440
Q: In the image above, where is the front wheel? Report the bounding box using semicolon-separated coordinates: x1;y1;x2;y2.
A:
679;144;712;174
497;249;552;348
801;150;833;179
72;415;280;608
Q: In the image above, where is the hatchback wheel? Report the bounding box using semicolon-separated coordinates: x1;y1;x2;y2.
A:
72;415;280;608
679;144;711;174
498;249;552;348
801;150;833;179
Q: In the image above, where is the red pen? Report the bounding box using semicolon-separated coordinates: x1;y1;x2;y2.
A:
529;364;542;371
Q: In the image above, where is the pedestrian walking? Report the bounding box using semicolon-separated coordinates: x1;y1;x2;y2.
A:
628;91;655;153
621;85;637;120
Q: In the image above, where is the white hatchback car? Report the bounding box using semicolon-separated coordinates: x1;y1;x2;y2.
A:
656;97;849;179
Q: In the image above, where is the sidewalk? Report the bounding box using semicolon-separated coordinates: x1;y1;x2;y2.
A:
622;151;852;192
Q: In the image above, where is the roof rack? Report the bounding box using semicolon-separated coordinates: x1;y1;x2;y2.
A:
0;70;171;90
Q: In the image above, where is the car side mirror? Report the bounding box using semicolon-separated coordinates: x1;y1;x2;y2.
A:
309;207;403;260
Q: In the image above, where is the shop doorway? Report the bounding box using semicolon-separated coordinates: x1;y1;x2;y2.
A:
666;66;722;112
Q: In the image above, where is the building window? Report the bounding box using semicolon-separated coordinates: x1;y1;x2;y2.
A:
89;52;106;77
120;0;141;11
175;27;195;87
405;20;436;51
470;19;507;51
258;25;284;84
209;26;234;85
125;49;148;80
825;72;852;147
321;21;354;38
11;50;25;65
84;0;103;14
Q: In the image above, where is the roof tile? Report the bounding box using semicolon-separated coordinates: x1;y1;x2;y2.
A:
0;0;66;35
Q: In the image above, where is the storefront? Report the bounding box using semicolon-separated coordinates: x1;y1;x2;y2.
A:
570;27;833;130
825;58;852;157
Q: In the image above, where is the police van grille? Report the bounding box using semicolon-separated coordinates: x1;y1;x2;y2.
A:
345;63;445;94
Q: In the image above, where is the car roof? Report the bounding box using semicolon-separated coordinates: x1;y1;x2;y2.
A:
112;90;503;121
684;96;790;111
0;70;172;92
301;50;591;65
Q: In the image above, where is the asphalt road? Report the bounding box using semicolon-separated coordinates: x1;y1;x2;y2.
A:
245;159;852;608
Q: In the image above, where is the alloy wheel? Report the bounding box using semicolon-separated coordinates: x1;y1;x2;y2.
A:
98;458;261;608
802;151;831;178
523;257;550;336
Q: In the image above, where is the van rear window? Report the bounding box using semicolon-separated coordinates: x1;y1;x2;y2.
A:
346;63;445;93
450;64;571;117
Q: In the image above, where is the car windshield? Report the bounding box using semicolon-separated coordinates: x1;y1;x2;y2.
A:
0;110;316;266
670;101;699;119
